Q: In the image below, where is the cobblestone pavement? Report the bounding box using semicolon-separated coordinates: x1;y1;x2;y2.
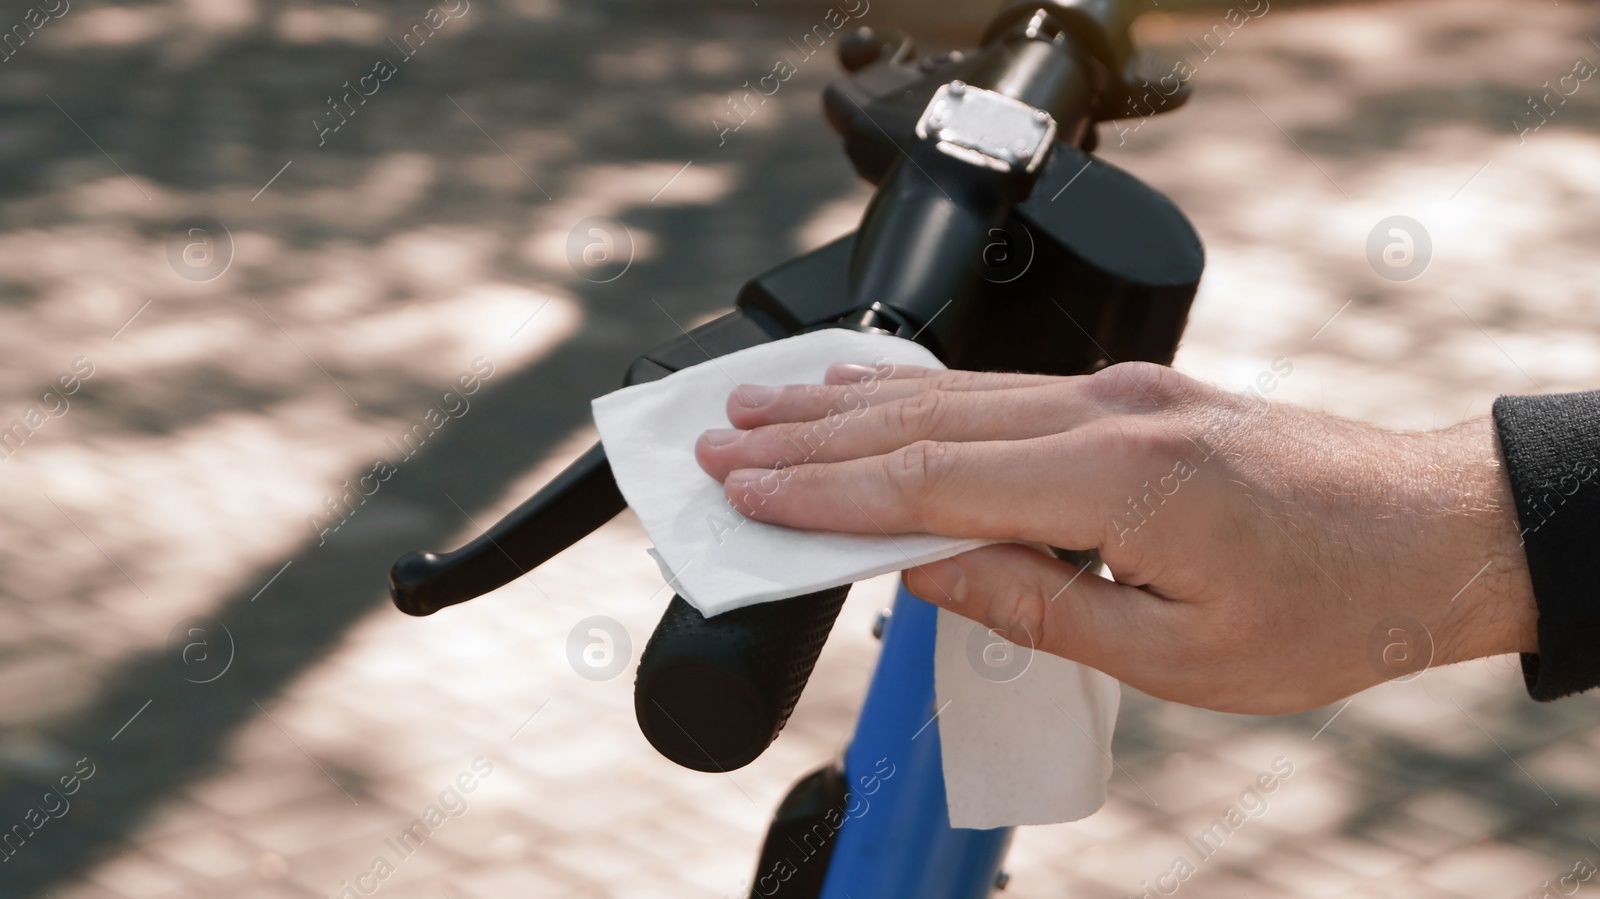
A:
1;0;1599;897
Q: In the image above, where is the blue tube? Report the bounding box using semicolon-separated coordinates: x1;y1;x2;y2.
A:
819;585;1013;899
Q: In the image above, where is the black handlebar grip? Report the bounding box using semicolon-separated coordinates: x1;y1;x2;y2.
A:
634;586;850;772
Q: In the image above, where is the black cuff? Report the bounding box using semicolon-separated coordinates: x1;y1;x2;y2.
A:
1492;391;1600;701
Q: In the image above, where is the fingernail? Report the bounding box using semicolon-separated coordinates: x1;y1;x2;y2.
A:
734;385;779;408
828;363;879;383
913;558;966;605
701;428;744;447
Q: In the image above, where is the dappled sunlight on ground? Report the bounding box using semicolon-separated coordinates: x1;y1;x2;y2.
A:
0;0;1598;897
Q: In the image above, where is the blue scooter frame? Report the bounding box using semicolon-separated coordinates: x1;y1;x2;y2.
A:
819;585;1013;898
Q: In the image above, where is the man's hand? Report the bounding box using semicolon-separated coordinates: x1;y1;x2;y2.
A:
694;361;1538;715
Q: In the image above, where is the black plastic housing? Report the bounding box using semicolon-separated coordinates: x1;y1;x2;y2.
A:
389;0;1204;783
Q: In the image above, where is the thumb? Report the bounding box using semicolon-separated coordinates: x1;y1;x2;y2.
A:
903;543;1171;683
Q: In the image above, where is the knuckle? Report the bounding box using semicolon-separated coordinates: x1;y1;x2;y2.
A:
932;370;980;391
892;439;949;484
989;570;1049;653
1085;361;1197;411
889;390;947;438
886;440;951;523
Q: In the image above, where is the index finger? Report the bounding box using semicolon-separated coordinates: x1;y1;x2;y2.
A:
730;366;1068;429
824;363;1061;389
725;433;1121;550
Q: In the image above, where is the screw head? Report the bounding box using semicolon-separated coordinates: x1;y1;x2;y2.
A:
872;610;891;640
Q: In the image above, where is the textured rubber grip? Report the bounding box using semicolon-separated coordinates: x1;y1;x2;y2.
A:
634;586;851;772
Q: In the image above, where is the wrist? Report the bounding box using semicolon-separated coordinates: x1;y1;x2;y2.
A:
1425;418;1539;664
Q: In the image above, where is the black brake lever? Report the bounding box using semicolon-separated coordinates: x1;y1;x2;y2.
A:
388;306;792;616
389;442;625;616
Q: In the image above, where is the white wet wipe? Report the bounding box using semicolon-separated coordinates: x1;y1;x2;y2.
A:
593;328;1119;828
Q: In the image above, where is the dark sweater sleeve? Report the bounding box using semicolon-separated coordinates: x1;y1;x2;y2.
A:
1491;391;1600;701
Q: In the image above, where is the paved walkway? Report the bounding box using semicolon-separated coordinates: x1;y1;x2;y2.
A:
1;0;1598;897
